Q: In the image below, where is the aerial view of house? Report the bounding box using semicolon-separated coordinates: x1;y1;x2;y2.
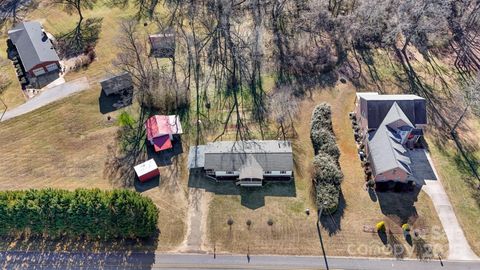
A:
0;1;479;269
354;93;427;183
189;140;293;186
7;21;60;88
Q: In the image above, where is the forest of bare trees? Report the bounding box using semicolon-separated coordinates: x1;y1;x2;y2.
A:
98;0;480;186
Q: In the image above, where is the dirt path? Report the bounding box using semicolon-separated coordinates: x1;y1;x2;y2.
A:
178;187;211;253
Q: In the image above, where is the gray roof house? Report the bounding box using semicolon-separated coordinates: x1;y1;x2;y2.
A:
8;21;60;75
355;92;428;183
188;140;294;186
356;92;427;129
368;102;413;177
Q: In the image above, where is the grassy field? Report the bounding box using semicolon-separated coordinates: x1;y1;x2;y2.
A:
0;2;187;252
428;132;480;255
206;83;448;258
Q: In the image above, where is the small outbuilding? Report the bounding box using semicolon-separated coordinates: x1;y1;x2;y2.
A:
100;72;133;96
145;115;183;152
149;29;175;58
134;159;159;182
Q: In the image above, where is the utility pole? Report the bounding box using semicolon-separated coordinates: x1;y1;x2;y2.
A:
317;202;330;270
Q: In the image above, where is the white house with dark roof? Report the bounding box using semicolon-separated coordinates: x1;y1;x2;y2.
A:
188;140;294;187
355;92;427;183
8;21;60;88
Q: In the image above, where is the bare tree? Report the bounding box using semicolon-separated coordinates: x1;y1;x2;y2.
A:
449;0;480;76
52;0;98;56
452;76;480;134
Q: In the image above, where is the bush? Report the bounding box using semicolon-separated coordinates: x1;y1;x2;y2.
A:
310;128;340;160
0;189;159;239
311;103;333;133
316;182;340;215
376;221;386;232
313;153;344;186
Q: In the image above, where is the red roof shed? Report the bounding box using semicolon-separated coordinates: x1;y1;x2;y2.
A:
134;159;159;182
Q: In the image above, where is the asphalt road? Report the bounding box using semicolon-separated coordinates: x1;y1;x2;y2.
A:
0;77;89;122
1;251;479;269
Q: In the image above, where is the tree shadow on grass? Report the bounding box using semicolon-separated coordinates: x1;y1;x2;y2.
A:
376;183;420;226
0;232;159;268
387;229;406;259
319;190;346;236
188;171;296;210
57;17;103;58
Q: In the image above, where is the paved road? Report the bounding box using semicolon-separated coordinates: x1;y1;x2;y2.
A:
411;149;479;260
0;77;89;122
1;251;479;269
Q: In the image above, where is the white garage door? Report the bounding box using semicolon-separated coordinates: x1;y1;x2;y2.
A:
33;68;46;76
45;63;58;72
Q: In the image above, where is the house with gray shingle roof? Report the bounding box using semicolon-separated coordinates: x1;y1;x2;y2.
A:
355;93;427;183
188;140;293;187
8;21;60;88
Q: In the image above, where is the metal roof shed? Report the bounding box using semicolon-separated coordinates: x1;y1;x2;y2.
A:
100;72;133;96
134;159;159;183
149;29;175;58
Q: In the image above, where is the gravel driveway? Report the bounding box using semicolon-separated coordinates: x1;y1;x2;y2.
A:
1;77;89;122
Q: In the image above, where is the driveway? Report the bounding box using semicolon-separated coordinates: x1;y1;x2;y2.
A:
409;149;479;260
0;77;89;122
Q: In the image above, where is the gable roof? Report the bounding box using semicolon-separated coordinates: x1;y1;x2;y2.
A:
8;21;59;72
100;72;133;95
357;92;427;129
145;115;183;142
203;140;293;172
368;103;412;175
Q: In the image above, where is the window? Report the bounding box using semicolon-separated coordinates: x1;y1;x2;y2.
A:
45;63;58;72
280;171;286;174
32;67;45;76
392;169;397;175
226;171;234;174
264;171;271;174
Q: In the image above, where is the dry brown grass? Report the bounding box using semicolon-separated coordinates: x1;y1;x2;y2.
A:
0;3;187;252
206;83;448;258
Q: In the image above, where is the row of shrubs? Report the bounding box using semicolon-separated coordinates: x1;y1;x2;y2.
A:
310;103;343;215
0;189;159;239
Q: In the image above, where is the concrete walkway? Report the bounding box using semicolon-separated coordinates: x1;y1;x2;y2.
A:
420;149;479;260
1;77;89;122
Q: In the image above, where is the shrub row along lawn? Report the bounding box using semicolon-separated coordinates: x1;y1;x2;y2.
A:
0;189;159;239
310;103;343;214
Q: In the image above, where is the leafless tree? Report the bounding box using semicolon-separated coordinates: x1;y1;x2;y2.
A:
109;0;159;19
0;0;35;28
449;0;480;76
51;0;99;56
452;76;480;133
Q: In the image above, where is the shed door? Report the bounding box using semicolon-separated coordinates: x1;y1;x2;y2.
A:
45;63;58;72
32;67;46;76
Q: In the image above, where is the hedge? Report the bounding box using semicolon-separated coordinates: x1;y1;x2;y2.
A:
313;152;344;186
0;189;159;239
311;103;333;133
315;182;339;215
310;128;340;160
310;102;343;215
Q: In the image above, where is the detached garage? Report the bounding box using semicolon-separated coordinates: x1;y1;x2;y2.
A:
134;159;160;182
